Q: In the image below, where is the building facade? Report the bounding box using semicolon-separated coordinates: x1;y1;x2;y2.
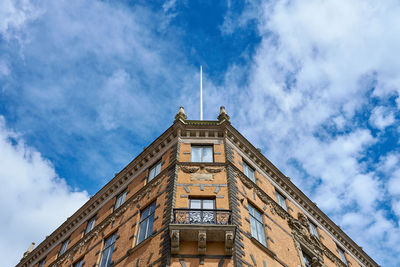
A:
17;107;379;267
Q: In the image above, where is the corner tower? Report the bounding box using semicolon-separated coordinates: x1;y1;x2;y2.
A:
17;107;379;267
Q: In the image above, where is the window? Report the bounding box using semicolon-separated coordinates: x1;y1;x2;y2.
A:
73;259;84;267
85;216;96;235
148;161;161;182
302;251;313;267
38;259;45;267
191;145;213;162
189;198;216;223
58;239;70;256
337;246;348;265
99;233;117;267
242;161;255;182
248;203;267;246
136;202;156;244
309;221;319;239
114;190;127;210
275;191;287;211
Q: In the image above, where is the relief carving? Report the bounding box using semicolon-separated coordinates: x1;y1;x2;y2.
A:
225;230;234;255
171;230;180;254
198;230;207;254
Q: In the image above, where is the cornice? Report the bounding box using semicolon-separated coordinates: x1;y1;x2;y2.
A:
223;124;379;267
17;122;181;267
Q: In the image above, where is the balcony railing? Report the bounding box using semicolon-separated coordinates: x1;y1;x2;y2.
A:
173;208;232;225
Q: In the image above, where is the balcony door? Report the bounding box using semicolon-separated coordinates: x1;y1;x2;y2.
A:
189;199;215;224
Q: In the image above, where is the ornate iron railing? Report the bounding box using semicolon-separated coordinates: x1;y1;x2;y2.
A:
173;208;232;225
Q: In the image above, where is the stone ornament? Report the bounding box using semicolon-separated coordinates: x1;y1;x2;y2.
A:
171;230;180;254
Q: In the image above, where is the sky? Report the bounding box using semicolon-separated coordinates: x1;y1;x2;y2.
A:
1;0;400;266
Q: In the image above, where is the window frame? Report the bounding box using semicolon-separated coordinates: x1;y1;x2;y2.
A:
85;216;96;235
136;202;156;245
191;145;214;163
275;190;288;211
58;238;70;256
114;190;127;210
248;203;267;247
148;160;162;182
99;233;117;267
337;246;348;265
309;220;319;239
302;250;313;267
242;161;255;182
189;198;216;209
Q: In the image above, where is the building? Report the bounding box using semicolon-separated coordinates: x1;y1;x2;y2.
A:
17;107;379;267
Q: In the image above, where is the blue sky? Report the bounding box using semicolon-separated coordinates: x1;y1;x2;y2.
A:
1;0;400;266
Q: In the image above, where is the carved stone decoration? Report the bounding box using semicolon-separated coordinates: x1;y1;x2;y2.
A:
198;230;207;254
225;230;234;255
171;230;180;254
174;106;187;122
204;167;224;173
180;166;200;173
288;216;324;264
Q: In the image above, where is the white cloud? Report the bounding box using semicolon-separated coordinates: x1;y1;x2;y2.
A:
216;0;400;265
369;106;396;130
0;0;41;40
0;116;89;267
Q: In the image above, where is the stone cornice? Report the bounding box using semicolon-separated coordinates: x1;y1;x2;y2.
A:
17;123;181;267
223;124;379;267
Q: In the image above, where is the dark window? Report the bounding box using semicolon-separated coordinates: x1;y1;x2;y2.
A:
303;251;313;267
38;259;45;267
248;203;267;246
73;259;84;267
99;233;117;267
191;146;213;162
243;161;255;182
148;161;161;182
275;191;287;211
136;202;156;244
85;216;96;235
114;190;127;210
58;239;70;256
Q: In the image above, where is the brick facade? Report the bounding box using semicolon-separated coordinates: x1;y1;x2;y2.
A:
17;107;379;267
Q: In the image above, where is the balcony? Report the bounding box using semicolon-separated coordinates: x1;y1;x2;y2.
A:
169;209;236;255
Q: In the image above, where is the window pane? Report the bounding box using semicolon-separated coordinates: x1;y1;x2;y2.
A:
338;248;347;263
202;147;213;162
191;147;201;162
250;217;258;238
137;219;147;244
276;192;287;211
146;215;154;237
190;199;201;209
148;168;155;181
156;162;161;175
202;199;214;209
256;221;266;246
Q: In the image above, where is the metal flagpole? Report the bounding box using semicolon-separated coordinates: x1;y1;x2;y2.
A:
200;65;203;120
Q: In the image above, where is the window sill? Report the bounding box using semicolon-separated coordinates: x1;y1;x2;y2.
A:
129;235;153;254
250;237;276;258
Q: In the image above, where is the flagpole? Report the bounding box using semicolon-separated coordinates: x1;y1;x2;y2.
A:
200;65;203;120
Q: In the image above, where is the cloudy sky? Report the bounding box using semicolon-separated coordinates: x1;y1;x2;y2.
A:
1;0;400;266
